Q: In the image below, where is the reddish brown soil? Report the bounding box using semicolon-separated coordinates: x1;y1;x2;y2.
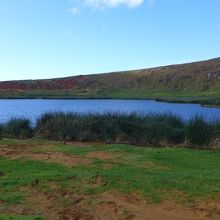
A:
0;147;90;166
95;192;220;220
87;151;116;160
24;190;220;220
2;182;219;220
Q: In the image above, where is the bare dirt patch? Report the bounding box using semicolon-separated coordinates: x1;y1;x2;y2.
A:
0;203;36;217
0;147;90;166
87;151;116;160
27;190;94;220
22;188;220;220
192;198;220;219
1;180;219;220
94;192;220;220
0;141;54;151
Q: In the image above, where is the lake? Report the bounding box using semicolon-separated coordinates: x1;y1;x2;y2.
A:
0;99;219;124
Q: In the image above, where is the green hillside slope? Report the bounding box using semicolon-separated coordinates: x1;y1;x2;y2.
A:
0;58;220;105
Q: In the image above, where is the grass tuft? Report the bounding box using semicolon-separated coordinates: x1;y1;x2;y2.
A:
3;118;33;139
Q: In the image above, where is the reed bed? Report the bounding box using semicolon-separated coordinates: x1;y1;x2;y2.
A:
1;112;220;148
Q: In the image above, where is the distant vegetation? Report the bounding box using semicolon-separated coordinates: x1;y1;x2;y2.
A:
0;58;220;106
1;112;220;149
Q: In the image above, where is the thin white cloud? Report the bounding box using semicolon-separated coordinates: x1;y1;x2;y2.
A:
84;0;144;9
66;7;81;14
67;0;154;10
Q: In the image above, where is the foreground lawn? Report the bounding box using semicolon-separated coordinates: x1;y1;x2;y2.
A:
0;139;220;219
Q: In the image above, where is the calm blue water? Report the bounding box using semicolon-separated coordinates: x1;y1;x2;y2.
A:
0;99;219;123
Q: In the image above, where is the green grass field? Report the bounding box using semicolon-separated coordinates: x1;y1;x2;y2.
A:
0;139;220;219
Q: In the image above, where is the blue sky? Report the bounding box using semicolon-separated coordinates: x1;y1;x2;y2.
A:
0;0;220;81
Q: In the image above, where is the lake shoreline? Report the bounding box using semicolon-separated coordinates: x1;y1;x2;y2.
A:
0;99;220;124
0;96;219;108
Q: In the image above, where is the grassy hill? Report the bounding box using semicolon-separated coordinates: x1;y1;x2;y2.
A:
1;58;220;105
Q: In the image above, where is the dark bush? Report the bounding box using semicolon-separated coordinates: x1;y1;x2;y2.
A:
212;121;220;137
5;118;33;139
2;112;219;148
186;116;212;146
35;112;186;146
0;124;3;139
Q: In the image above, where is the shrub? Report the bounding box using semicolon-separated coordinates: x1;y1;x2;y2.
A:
0;124;3;139
186;116;212;146
5;118;33;139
